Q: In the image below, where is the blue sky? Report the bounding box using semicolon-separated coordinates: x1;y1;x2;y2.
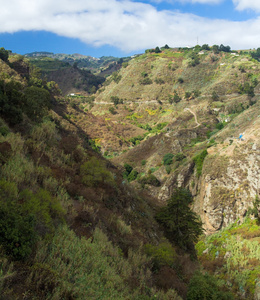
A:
0;0;260;57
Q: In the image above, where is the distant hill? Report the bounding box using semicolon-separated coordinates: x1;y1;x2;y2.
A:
25;51;130;73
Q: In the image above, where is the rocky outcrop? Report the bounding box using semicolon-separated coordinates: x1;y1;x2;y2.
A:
194;136;260;233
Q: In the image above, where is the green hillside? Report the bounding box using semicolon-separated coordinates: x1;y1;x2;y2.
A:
0;45;259;299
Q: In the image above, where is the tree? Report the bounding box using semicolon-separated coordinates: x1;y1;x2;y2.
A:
0;47;9;62
201;44;210;51
156;188;203;251
212;45;219;54
219;44;231;52
154;46;161;53
23;86;51;121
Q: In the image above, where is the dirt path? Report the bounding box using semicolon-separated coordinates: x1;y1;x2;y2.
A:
184;108;201;128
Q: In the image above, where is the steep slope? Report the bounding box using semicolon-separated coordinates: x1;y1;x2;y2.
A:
90;48;260;233
1;51;201;300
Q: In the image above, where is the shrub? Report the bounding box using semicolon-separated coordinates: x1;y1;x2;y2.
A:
173;90;181;103
187;272;234;300
144;241;177;270
128;170;139;182
155;78;165;84
111;96;123;105
175;153;186;161
111;71;122;83
193;149;208;177
185;91;192;99
168;94;174;104
156;122;168;131
23;86;51;121
140;77;153;85
124;163;133;176
141;160;146;166
81;157;115;187
0;125;8;136
165;165;171;174
0;180;64;260
109;106;116;114
0;205;37;260
141;71;148;78
139;174;161;187
163;153;174;165
211;91;219;101
193;89;201;98
29;225;157;299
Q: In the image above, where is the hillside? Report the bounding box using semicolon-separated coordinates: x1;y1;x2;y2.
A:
0;46;260;299
85;48;259;233
26;52;130;95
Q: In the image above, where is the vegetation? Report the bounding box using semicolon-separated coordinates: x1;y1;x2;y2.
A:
196;218;260;299
80;156;115;187
139;174;161;187
156;188;203;251
0;45;259;299
193;150;208;177
187;271;234;300
163;153;174;165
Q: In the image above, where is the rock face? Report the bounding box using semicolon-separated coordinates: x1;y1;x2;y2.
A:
194;130;260;233
158;104;260;233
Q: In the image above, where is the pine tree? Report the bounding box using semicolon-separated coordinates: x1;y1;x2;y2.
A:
156;188;203;251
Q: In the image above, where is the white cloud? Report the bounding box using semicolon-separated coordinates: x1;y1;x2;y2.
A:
233;0;260;12
151;0;223;4
0;0;260;53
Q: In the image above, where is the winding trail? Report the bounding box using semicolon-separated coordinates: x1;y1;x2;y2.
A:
184;108;201;128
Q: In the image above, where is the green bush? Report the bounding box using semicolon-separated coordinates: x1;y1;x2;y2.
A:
139;174;161;187
187;272;234;300
0;126;10;136
140;77;153;85
163;153;174;165
193;149;208;177
29;225;158;299
23;86;51;121
111;71;122;83
81;157;115;187
155;78;165;84
211;91;219;101
109;106;117;114
175;153;186;161
165;165;171;174
0;180;64;260
144;241;176;270
128;170;139;182
123;163;133;178
173;90;181;103
0;81;23;125
0;205;37;260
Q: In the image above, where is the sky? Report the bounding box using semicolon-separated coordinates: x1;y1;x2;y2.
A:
0;0;260;58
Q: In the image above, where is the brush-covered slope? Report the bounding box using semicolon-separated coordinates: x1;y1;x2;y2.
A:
1;49;204;300
87;47;260;234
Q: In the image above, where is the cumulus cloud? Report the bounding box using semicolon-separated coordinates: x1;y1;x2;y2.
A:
0;0;260;52
150;0;223;4
233;0;260;12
